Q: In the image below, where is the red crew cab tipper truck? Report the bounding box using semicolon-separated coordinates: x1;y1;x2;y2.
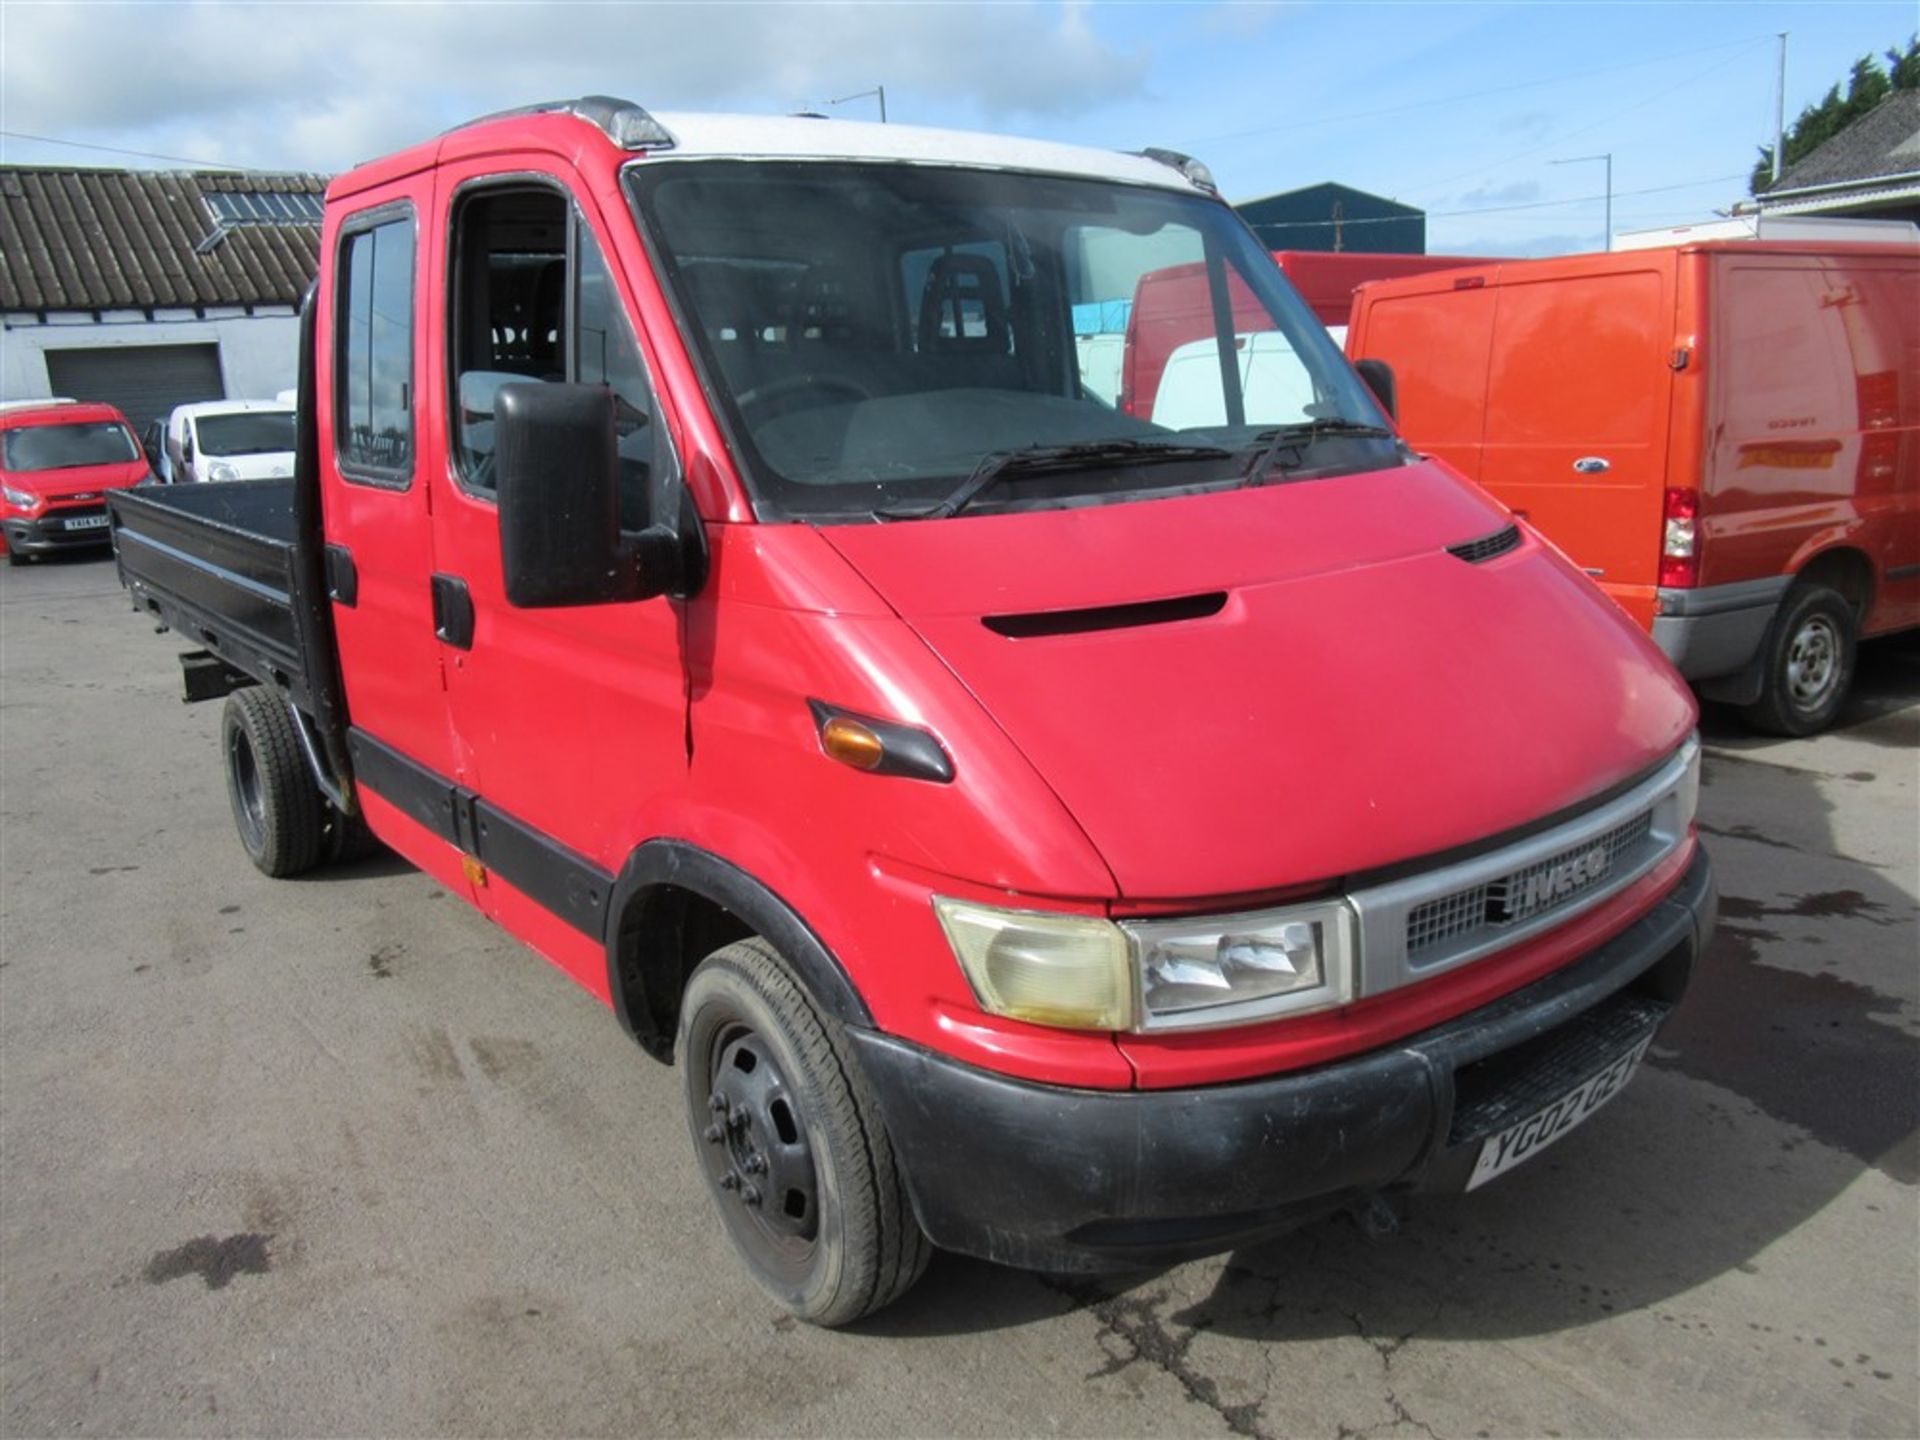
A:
1;399;151;562
1346;240;1920;735
109;99;1715;1325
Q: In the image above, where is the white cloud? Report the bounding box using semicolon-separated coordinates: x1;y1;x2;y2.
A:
1;1;1150;171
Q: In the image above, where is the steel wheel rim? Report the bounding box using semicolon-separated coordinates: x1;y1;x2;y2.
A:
228;728;267;851
1785;614;1841;709
697;1020;820;1281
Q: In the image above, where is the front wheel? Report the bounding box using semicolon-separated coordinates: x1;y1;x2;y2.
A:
678;937;930;1326
1741;583;1857;737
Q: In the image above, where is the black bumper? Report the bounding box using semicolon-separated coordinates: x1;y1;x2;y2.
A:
851;847;1715;1273
4;510;112;554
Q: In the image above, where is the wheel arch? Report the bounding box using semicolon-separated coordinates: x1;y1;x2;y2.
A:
1790;543;1876;621
604;839;874;1064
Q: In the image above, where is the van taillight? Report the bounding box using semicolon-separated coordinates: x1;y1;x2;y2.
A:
1659;487;1699;588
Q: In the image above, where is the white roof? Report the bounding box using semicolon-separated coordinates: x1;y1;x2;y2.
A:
1615;214;1920;250
645;112;1200;193
174;399;295;420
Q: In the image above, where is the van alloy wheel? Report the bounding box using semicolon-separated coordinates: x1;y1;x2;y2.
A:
1784;613;1840;710
1741;582;1856;737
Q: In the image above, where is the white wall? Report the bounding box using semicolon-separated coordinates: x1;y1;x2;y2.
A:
0;308;301;403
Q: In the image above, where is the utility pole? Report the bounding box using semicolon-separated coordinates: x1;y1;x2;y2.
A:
1773;32;1789;184
827;86;887;123
1551;152;1613;251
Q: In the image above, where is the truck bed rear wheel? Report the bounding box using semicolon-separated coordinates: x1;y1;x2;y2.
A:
1741;583;1856;737
678;937;930;1326
222;686;325;877
323;804;384;864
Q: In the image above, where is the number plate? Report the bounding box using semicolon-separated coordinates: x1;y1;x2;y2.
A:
63;515;108;531
1465;1034;1651;1190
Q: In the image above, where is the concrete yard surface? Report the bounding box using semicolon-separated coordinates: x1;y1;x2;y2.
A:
2;552;1915;1438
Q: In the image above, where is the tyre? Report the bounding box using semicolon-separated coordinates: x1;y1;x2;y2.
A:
5;548;26;566
1741;583;1857;737
221;686;326;877
323;803;385;865
678;937;931;1326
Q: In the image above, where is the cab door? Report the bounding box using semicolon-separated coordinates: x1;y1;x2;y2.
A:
424;158;689;992
318;184;476;901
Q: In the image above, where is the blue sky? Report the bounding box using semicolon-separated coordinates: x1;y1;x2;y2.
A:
0;1;1911;257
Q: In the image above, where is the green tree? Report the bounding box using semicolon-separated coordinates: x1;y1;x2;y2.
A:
1752;36;1920;194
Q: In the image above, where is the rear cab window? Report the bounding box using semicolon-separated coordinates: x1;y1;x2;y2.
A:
335;207;417;487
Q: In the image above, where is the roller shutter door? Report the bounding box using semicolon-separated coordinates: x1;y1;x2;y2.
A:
43;344;225;432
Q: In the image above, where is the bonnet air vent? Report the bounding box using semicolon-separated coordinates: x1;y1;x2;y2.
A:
984;592;1227;639
1447;524;1522;564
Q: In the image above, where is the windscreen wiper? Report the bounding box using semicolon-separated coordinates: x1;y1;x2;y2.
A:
1241;418;1400;484
874;439;1233;521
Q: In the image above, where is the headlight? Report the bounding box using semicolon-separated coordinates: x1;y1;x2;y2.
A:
207;462;240;483
935;893;1359;1034
934;897;1134;1031
2;485;41;510
1123;898;1355;1029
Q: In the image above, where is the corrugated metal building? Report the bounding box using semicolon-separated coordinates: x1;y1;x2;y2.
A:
0;167;326;428
1234;182;1425;255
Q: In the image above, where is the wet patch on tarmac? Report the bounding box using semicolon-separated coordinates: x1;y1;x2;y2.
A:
142;1234;272;1291
1655;922;1918;1183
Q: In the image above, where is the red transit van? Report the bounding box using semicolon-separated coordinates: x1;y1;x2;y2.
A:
0;399;150;562
1347;241;1920;733
1117;252;1481;422
109;100;1714;1324
1271;250;1486;335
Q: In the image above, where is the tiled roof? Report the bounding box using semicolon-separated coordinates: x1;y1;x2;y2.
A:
1773;89;1920;193
0;167;327;313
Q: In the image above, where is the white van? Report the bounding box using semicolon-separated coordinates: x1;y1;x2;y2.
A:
1150;332;1316;429
165;401;296;483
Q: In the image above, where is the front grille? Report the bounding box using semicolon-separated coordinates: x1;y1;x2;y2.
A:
1447;524;1522;564
1407;810;1654;957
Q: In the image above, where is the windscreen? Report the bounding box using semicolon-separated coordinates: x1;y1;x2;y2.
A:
2;421;139;472
627;161;1392;521
196;411;295;457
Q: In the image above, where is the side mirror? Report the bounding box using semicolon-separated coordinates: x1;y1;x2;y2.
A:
497;383;641;608
1353;358;1396;421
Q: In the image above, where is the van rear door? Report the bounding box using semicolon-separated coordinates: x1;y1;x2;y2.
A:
1476;256;1680;621
1347;270;1498;481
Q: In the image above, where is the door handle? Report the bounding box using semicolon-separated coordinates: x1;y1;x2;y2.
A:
431;573;474;650
1572;456;1611;474
324;543;358;607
